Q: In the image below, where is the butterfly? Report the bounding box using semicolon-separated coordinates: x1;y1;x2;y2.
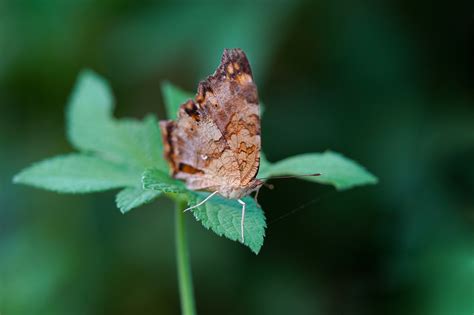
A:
160;48;320;242
160;48;263;242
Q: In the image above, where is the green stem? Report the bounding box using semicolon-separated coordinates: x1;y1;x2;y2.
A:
175;199;197;315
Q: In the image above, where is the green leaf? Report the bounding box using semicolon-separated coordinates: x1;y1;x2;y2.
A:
187;192;266;254
67;69;115;154
116;187;162;214
67;70;167;171
15;70;169;214
263;150;378;190
161;81;194;120
107;115;167;170
142;168;187;193
141;115;168;170
13;154;138;193
257;151;272;178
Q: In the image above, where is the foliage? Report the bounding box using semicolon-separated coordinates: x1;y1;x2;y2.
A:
13;70;377;253
13;154;137;193
259;151;378;190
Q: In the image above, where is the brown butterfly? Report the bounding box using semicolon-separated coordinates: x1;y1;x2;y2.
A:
160;48;262;242
160;48;319;242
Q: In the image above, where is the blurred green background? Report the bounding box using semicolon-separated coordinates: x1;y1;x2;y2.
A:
1;1;474;314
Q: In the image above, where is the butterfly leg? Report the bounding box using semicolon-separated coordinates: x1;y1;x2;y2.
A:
253;187;261;208
237;199;246;243
184;191;218;212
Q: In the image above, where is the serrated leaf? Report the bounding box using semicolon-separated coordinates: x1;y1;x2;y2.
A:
265;151;378;190
142;168;187;193
161;81;194;120
67;70;167;171
116;187;162;214
187;192;266;254
13;154;138;193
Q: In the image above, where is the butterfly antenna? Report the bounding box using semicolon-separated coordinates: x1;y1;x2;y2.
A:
258;173;321;181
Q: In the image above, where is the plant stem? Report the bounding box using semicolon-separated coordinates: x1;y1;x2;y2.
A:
175;199;197;315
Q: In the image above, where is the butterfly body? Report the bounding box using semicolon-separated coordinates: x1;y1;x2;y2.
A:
218;178;263;199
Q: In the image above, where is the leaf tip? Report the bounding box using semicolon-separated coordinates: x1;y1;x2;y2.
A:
77;68;106;83
160;80;171;90
368;173;379;184
251;247;262;255
118;206;128;215
12;172;23;184
78;68;96;78
12;168;33;186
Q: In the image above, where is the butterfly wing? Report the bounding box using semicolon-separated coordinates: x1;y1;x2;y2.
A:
160;101;241;191
160;48;261;193
196;48;261;185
